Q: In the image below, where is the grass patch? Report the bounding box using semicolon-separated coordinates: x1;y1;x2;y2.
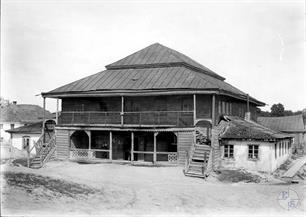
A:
217;169;262;183
3;172;97;197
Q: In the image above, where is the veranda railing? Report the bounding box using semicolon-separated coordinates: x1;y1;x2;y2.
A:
59;111;193;127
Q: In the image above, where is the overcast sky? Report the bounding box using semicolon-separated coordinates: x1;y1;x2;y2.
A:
1;0;305;112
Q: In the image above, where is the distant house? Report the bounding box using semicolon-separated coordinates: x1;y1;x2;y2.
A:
0;101;53;145
6;122;43;155
258;115;306;154
214;116;293;173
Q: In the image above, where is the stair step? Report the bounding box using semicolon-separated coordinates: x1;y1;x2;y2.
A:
195;145;211;149
192;157;208;161
184;172;206;178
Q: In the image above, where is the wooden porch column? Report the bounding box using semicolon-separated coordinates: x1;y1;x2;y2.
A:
56;98;59;124
87;131;91;150
193;94;196;126
212;94;216;126
121;96;124;126
131;132;134;162
109;131;112;160
43;97;46;142
153;132;157;164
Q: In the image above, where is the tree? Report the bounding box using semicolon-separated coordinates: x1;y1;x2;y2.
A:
270;103;285;117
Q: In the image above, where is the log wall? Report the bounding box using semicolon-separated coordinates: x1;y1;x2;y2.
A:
55;129;70;160
177;131;194;165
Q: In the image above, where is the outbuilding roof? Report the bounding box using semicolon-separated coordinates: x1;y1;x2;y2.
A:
6;122;42;134
42;43;264;106
0;103;53;123
257;115;306;133
220;116;292;140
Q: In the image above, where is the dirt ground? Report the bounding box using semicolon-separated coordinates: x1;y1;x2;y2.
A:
1;161;305;216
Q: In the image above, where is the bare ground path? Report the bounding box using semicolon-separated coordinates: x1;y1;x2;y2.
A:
1;161;305;216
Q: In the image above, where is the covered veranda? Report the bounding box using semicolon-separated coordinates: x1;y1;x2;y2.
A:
69;129;178;164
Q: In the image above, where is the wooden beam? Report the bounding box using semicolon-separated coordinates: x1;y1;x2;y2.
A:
212;94;216;126
193;94;196;125
56;99;59;124
42;90;219;98
121;96;124;126
131;132;134;162
109;131;112;160
153;132;157;164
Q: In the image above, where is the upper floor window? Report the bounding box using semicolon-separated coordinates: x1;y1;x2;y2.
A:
181;98;192;111
248;144;259;160
224;144;234;158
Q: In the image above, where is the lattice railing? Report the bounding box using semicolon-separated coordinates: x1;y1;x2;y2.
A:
168;153;178;162
70;148;109;159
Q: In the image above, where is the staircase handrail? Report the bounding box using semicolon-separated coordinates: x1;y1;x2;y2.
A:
34;134;45;154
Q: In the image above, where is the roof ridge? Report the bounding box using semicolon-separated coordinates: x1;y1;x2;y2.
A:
105;43;225;80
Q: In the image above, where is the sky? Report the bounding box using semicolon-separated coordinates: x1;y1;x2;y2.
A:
1;0;305;113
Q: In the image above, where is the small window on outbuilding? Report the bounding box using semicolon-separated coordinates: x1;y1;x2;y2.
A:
224;144;234;158
248;144;259;160
22;136;30;150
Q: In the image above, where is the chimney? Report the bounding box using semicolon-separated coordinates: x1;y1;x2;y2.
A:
12;101;17;105
245;94;250;121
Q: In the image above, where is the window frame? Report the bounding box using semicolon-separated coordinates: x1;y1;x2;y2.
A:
223;144;234;159
248;144;259;160
22;136;30;150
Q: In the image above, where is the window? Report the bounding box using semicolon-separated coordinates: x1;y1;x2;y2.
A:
279;142;281;156
248;145;259;160
22;136;30;150
182;98;192;111
224;145;234;158
0;124;3;129
10;124;14;129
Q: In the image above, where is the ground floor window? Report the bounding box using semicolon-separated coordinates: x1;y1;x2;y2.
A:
248;144;259;160
224;144;234;158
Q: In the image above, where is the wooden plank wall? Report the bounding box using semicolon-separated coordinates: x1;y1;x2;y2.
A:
177;131;194;165
55;129;70;160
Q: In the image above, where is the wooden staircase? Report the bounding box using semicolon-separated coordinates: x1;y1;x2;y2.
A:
30;135;56;169
184;144;211;178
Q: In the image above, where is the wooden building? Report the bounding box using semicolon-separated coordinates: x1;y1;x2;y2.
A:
41;43;265;166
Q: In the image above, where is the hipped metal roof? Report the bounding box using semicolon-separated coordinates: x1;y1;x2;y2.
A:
42;43;264;106
258;114;306;133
